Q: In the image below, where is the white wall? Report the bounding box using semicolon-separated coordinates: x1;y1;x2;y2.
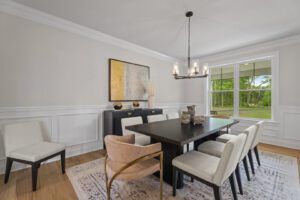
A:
0;10;188;173
0;11;185;107
186;36;300;150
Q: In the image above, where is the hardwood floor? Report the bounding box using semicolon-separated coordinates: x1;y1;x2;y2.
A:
0;150;106;200
0;144;299;200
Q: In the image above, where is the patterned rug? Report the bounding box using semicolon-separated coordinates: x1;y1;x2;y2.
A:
66;151;300;200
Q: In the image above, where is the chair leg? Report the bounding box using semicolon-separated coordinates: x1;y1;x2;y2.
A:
160;153;163;200
242;157;251;181
235;164;243;195
254;146;261;166
4;158;13;184
229;173;238;200
32;163;39;191
107;181;111;200
61;150;66;174
172;167;178;196
213;185;222;200
248;150;255;174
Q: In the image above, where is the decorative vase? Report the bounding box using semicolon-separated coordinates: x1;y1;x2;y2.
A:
113;102;123;110
148;96;155;108
187;105;196;123
181;111;190;124
133;101;140;108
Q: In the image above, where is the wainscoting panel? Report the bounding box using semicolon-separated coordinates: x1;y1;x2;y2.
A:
57;113;99;146
282;112;300;141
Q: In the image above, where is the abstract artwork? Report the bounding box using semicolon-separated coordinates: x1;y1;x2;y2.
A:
109;59;150;101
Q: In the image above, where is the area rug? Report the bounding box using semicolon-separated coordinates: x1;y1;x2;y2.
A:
66;151;300;200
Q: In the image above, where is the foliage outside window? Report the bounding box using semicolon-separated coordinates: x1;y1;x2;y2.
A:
210;60;272;119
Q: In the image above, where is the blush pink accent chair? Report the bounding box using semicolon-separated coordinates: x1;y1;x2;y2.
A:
104;134;163;200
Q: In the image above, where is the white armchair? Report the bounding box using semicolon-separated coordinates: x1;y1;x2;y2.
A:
2;121;66;191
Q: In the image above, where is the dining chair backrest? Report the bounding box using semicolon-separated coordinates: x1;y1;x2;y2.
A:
251;121;264;149
105;134;137;163
3;121;44;156
147;114;167;123
105;134;161;164
121;116;143;136
239;124;258;161
213;133;247;186
166;113;179;120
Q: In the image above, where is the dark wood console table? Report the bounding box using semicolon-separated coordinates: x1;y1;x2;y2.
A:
103;108;163;139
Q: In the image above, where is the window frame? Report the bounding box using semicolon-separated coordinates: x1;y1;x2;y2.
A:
205;52;279;122
210;65;235;116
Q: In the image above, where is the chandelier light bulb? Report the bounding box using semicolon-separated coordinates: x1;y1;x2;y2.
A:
203;65;208;75
173;64;179;75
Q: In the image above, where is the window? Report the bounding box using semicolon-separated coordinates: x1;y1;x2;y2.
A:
209;59;273;119
211;65;234;116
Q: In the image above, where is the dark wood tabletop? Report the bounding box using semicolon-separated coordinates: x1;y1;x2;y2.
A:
126;117;238;146
126;117;238;188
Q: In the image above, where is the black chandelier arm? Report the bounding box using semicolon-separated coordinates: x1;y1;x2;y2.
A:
174;74;208;80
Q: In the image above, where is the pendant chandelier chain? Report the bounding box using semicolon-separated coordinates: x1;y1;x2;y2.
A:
188;16;191;69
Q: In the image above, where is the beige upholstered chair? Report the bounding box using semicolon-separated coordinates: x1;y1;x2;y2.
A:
217;121;264;173
121;116;150;145
198;124;258;195
104;134;163;200
166;112;179;120
172;133;247;200
147;114;167;123
2;121;66;191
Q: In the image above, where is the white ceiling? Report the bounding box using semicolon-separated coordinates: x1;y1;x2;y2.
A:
12;0;300;59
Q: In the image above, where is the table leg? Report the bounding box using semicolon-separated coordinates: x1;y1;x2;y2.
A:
151;139;184;188
176;146;184;188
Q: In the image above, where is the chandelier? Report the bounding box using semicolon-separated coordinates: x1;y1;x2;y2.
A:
173;11;208;79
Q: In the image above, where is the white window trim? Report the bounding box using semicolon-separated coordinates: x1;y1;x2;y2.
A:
204;51;279;122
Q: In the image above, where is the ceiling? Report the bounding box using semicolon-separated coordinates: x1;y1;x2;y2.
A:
12;0;300;59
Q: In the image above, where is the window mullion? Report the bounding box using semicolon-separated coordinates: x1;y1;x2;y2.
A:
233;63;239;117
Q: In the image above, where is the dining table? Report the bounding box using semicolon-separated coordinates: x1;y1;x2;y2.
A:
126;117;238;188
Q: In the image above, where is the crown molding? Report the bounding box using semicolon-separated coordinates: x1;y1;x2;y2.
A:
0;0;180;63
197;34;300;63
